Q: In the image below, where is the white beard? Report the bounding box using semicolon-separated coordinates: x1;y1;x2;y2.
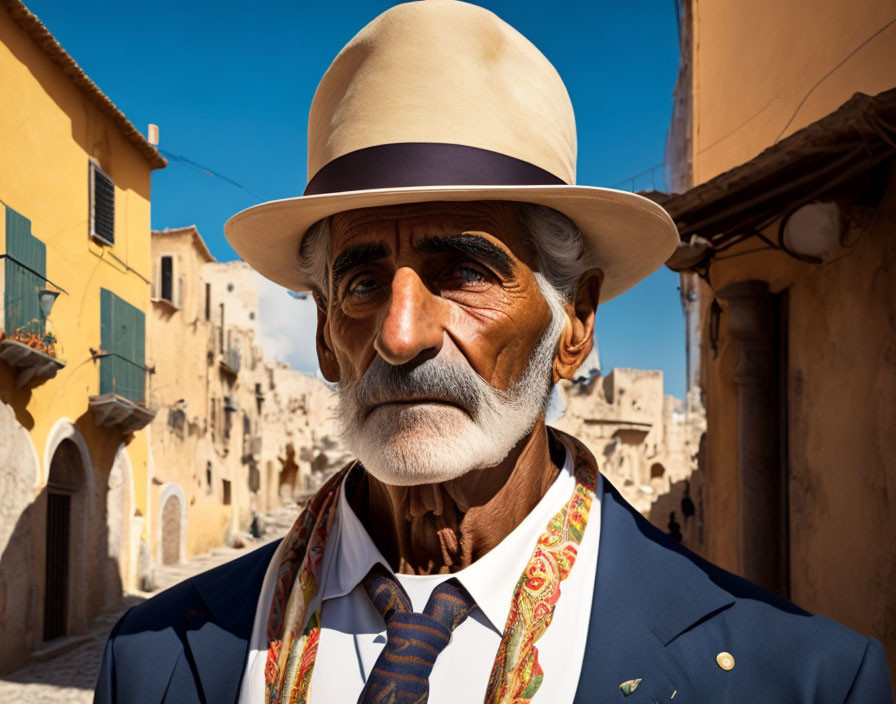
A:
336;275;567;486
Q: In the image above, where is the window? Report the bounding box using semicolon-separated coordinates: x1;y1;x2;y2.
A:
223;396;234;439
160;256;173;301
255;383;264;415
2;207;47;335
218;303;225;351
205;462;213;494
152;255;182;308
222;479;232;506
99;289;146;403
204;283;211;321
89;162;115;246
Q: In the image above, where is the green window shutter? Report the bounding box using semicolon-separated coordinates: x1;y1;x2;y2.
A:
99;289;146;404
4;207;47;335
99;288;115;397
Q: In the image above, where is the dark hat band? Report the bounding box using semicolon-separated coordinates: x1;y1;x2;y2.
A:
303;142;567;196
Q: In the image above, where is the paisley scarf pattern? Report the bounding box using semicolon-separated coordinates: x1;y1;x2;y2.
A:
264;429;598;704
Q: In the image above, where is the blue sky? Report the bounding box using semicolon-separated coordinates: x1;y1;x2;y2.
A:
26;0;687;398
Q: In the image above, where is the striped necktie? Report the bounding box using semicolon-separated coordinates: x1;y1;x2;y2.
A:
359;564;476;704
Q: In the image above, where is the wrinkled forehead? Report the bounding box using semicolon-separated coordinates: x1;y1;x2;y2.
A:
327;200;538;265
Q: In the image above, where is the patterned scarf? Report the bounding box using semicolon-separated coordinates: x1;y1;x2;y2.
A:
264;429;598;704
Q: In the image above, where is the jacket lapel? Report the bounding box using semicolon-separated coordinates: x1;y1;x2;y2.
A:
574;478;735;702
187;540;281;704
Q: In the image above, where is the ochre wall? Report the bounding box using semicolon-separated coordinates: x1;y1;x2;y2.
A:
0;4;156;669
0;4;153;513
697;172;896;679
690;0;896;182
148;230;233;559
685;0;896;681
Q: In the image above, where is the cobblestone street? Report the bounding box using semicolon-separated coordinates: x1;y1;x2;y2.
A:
0;507;297;703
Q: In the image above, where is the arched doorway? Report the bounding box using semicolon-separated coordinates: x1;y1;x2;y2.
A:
157;483;186;566
160;494;181;565
44;439;82;641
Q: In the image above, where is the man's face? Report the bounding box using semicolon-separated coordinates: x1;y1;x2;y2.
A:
317;201;562;485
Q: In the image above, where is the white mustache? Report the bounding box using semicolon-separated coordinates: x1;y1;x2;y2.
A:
347;355;500;419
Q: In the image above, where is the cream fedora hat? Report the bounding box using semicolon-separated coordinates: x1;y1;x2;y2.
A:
225;0;678;303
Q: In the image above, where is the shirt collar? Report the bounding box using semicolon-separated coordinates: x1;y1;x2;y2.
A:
316;439;578;635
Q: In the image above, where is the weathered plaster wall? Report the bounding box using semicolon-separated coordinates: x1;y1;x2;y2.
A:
202;261;261;336
148;240;346;562
678;0;896;681
148;228;228;560
0;397;39;671
690;0;896;183
786;190;896;657
697;177;896;675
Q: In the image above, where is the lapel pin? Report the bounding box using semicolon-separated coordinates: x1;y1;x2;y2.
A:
619;678;642;696
716;651;735;670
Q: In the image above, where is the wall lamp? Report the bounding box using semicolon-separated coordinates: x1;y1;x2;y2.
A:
779;201;842;263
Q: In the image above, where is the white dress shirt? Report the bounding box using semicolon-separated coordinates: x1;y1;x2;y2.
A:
239;439;602;703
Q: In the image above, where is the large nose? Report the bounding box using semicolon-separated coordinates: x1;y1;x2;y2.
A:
374;266;444;366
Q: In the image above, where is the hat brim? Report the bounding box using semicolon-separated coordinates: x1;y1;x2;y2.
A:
224;185;679;304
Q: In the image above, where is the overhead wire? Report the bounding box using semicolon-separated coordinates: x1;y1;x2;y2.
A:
612;15;896;193
158;148;267;202
773;17;896;143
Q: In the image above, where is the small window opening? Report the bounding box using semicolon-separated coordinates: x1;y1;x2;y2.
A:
89;162;115;245
160;256;174;302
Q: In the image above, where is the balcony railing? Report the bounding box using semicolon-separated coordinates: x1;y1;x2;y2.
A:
97;352;149;405
220;346;240;375
0;337;65;388
1;252;67;388
88;392;156;433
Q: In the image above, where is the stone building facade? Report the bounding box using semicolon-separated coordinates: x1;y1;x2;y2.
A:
0;0;164;673
147;230;342;570
553;368;705;548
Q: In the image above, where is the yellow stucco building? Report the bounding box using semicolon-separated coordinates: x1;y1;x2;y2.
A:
0;0;164;672
662;0;896;685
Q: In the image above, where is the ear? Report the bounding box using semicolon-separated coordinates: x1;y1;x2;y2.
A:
553;270;602;382
314;292;340;382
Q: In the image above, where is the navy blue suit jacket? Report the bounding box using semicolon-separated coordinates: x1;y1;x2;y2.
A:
95;479;894;703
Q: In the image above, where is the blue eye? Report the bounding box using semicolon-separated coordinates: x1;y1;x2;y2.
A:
348;277;380;296
457;265;486;283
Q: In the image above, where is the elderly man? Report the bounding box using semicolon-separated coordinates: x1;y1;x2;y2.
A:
96;2;893;703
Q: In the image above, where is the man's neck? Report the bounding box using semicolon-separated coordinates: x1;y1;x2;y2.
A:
351;420;564;575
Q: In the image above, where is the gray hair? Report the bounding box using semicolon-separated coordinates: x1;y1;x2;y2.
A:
297;202;594;307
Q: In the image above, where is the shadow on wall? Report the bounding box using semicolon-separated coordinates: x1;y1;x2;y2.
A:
0;416;136;682
647;432;706;556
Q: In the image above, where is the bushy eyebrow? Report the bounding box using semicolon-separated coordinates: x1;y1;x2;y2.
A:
331;240;391;290
415;234;515;277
